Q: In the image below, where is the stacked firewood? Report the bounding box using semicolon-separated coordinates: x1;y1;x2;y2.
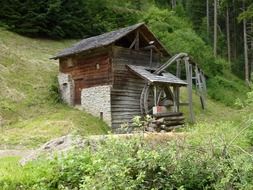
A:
146;112;185;132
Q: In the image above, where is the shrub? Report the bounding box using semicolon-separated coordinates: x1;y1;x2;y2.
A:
48;76;62;104
1;130;247;190
41;139;253;189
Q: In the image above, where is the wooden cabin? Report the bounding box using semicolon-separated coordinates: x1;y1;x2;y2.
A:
52;23;206;129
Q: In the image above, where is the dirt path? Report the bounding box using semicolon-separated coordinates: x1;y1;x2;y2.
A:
0;150;33;158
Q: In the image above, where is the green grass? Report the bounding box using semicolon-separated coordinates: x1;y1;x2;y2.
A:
207;71;249;106
0;156;54;189
0;27;249;149
0;28;108;149
0;105;108;148
180;87;239;124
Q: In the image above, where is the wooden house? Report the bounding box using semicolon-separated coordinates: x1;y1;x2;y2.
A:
52;23;206;129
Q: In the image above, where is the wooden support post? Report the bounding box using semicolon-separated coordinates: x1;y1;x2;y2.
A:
135;30;139;50
143;84;151;115
176;60;181;112
195;66;202;94
149;48;153;68
195;66;205;110
173;86;179;112
129;38;136;49
139;30;160;54
100;112;103;120
129;30;139;50
154;85;157;106
176;59;181;78
201;71;207;96
184;58;195;123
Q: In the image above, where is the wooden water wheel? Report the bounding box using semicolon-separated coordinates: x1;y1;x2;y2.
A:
140;84;175;115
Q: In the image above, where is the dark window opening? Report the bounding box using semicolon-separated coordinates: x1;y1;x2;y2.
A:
115;31;152;50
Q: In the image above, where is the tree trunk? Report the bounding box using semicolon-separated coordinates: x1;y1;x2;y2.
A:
206;0;210;40
171;0;176;8
250;20;253;79
243;1;249;84
232;0;237;61
226;6;231;66
214;0;218;57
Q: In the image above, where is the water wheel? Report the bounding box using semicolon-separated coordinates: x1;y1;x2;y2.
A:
140;84;175;115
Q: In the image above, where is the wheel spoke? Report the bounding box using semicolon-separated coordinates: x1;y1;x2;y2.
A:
141;84;175;115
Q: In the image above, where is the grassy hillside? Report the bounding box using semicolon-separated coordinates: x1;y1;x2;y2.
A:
0;28;108;149
1;28;253;190
0;25;249;149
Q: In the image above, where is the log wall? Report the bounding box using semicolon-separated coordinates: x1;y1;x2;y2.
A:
58;46;161;128
59;52;112;88
111;46;160;129
59;49;112;104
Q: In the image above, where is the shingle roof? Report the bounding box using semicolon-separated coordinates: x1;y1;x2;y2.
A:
51;23;168;59
127;65;187;86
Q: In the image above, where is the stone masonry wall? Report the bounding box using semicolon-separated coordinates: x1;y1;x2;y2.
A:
58;72;74;106
81;85;111;126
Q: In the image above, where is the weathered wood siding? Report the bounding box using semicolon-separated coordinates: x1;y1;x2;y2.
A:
59;50;112;104
111;46;160;129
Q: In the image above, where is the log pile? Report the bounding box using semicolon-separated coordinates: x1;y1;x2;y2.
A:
147;112;185;132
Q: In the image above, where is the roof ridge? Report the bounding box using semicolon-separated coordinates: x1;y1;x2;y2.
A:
51;22;168;59
69;22;144;50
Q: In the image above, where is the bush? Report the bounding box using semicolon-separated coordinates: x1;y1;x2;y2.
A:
48;76;62;104
33;138;253;190
207;75;248;106
2;129;251;190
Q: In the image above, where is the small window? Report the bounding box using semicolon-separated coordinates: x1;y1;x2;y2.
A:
96;63;100;70
67;58;74;67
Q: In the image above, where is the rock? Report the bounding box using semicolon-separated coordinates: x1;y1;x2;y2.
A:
154;118;164;125
160;124;166;129
149;123;157;128
19;134;110;166
146;126;155;132
19;132;187;165
20;135;76;166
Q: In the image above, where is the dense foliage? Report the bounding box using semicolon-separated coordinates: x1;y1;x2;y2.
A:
140;6;248;106
0;0;138;39
0;2;253;189
0;0;250;106
1;133;253;190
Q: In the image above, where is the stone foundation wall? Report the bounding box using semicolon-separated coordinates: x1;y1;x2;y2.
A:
58;73;74;106
81;85;112;126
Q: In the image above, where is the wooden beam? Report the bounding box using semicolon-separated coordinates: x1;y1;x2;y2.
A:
173;86;179;112
176;60;181;112
194;66;201;95
154;85;157;106
129;38;136;49
184;58;195;123
195;66;205;110
201;71;207;96
139;30;160;54
176;59;181;78
135;30;139;50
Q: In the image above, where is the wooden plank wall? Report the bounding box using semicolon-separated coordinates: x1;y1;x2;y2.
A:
111;46;160;129
60;53;112;88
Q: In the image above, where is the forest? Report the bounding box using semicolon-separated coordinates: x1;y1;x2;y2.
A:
0;0;252;82
0;0;253;189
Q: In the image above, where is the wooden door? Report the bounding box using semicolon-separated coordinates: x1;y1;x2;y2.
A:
74;79;83;105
